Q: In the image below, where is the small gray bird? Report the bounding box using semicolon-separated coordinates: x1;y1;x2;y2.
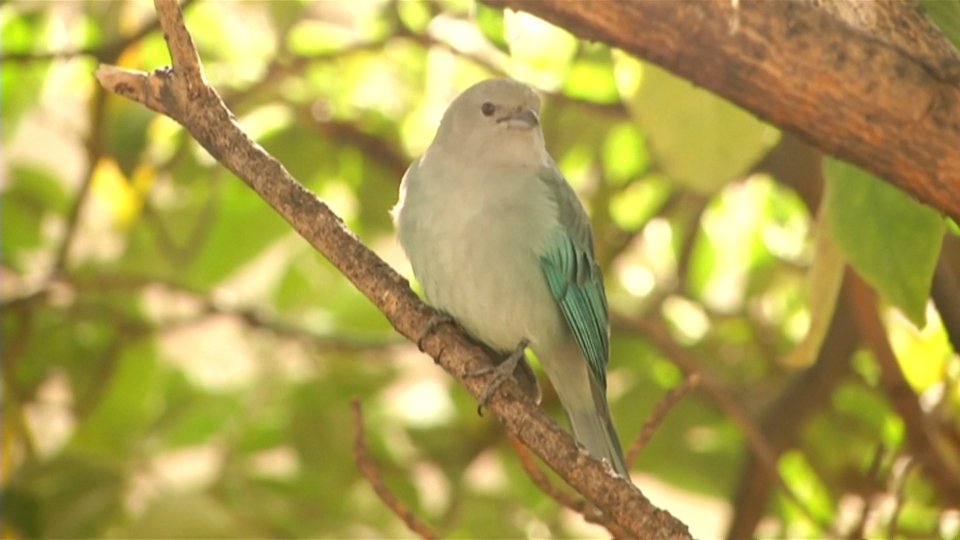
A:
392;78;628;476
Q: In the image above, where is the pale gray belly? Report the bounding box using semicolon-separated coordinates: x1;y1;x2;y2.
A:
415;226;565;353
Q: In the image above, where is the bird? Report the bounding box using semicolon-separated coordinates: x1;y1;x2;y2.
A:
392;78;628;476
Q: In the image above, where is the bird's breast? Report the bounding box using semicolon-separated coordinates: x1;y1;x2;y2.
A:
398;168;565;352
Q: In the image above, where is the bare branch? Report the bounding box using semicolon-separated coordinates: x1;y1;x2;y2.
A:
508;437;629;538
616;315;828;531
626;374;700;465
351;400;438;540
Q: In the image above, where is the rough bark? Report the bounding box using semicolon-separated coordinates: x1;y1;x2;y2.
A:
482;0;960;222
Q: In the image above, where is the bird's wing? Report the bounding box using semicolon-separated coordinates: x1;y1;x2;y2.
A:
537;166;611;388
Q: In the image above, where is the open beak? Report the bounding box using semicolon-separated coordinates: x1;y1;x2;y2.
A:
497;107;539;130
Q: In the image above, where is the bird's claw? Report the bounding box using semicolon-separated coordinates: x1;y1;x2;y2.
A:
466;338;529;415
417;313;455;355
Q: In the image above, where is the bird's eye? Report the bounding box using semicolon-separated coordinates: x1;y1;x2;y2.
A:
480;102;495;117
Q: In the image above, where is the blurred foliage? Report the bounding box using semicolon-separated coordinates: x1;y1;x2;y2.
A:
2;1;960;539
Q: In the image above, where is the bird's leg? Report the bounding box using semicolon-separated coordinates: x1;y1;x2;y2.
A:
466;338;530;412
417;313;456;356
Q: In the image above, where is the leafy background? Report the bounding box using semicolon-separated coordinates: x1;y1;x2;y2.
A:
3;1;960;538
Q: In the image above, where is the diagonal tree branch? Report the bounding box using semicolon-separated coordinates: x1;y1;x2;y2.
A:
481;0;960;222
94;1;691;538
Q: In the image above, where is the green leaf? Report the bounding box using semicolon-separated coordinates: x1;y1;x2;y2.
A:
105;96;155;178
5;453;124;539
618;58;779;194
1;12;52;142
781;190;844;368
824;158;944;326
474;3;509;54
778;451;834;527
563;47;620;104
1;166;70;270
125;493;243;539
160;392;242;448
184;177;292;289
71;340;163;458
920;0;960;48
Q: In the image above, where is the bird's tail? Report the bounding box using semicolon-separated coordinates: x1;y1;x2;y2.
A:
546;340;629;477
565;374;629;477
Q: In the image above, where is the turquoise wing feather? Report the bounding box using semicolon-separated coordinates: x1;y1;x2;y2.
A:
538;167;610;388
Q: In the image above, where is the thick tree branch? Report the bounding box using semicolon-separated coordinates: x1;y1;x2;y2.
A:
94;1;691;538
482;0;960;222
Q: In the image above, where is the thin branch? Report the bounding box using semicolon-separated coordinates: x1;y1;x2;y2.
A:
508;437;629;539
847;444;886;540
350;400;438;540
616;314;829;531
509;436;584;512
49;86;107;278
71;273;401;352
93;1;691;537
887;457;918;540
626;373;700;465
0;0;197;65
846;274;960;505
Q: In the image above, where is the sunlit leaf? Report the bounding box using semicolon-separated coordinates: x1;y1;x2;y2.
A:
778;451;833;525
563;47;620;104
609;174;671;231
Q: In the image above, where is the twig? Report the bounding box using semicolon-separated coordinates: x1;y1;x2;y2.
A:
846;274;960;504
847;444;886;540
508;437;629;539
350;400;438;540
48;86;107;278
626;373;700;465
886;456;917;540
616;314;830;530
509;436;583;512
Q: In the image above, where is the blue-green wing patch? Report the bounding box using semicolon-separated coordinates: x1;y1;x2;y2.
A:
538;167;610;388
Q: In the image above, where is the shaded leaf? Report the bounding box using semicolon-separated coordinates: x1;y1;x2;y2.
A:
618;58;779;194
824;158;944;326
781;187;844;367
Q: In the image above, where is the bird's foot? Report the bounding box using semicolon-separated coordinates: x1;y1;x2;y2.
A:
417;313;455;355
466;338;530;415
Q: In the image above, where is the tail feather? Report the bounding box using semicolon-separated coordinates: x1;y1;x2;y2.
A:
539;336;629;476
565;375;629;477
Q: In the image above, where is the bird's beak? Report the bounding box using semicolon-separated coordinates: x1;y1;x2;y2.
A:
497;107;540;130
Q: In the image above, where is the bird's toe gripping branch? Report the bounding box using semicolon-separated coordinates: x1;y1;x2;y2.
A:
466;338;530;414
416;313;456;356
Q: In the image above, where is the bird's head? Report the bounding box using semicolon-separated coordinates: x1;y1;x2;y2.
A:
432;78;547;167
